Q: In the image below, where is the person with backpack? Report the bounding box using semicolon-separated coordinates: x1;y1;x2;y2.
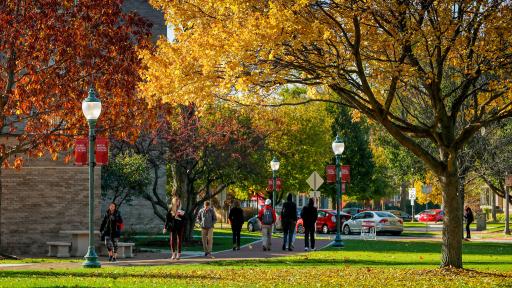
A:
100;202;123;262
228;200;244;251
163;196;186;260
258;199;276;251
300;198;318;251
464;206;474;240
197;201;217;257
281;193;297;251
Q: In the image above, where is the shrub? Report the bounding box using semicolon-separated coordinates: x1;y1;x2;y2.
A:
242;207;258;221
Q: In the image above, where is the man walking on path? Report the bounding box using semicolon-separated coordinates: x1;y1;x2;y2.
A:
464;206;474;240
198;201;217;257
258;199;277;251
281;193;297;251
301;198;318;251
228;200;244;250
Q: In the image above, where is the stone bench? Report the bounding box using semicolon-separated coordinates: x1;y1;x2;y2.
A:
99;242;135;258
46;241;71;258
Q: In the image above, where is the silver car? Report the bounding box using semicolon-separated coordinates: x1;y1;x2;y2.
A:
342;211;403;236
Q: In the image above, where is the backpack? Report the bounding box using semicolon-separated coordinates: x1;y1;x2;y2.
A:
262;208;273;225
201;208;215;228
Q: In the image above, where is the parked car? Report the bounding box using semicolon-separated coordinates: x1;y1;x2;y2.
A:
385;210;412;221
418;209;444;223
247;209;301;232
342;211;403;236
296;209;351;234
342;207;366;215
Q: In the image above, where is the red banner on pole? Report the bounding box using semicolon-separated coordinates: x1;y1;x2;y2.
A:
74;138;88;166
267;178;282;191
95;137;109;166
341;165;350;183
326;165;336;183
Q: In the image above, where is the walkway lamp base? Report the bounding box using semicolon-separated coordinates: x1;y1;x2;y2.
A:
333;236;345;248
83;246;101;268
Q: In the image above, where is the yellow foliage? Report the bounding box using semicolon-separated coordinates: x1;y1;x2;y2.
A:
414;171;443;205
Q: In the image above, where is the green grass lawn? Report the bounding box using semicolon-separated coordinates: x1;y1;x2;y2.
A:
0;240;511;287
128;228;261;252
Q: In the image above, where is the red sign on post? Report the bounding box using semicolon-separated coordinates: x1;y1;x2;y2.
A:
341;165;350;183
74;138;88;166
326;165;336;183
267;178;282;191
95;137;109;166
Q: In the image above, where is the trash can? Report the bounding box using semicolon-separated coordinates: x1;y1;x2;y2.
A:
476;212;486;231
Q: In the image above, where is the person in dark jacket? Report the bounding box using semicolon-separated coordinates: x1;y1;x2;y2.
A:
163;196;186;260
464;206;474;239
228;200;244;251
281;193;298;251
100;202;123;262
300;198;318;251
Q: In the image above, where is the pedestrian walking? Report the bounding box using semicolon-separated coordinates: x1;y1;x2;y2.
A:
258;199;276;251
464;206;474;239
100;202;123;262
197;201;217;257
281;193;297;251
301;198;318;251
163;196;186;260
228;200;244;251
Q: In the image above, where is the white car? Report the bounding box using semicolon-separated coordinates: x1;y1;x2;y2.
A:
342;211;403;236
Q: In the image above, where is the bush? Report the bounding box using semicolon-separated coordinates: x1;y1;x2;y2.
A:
242;207;258;221
496;213;512;222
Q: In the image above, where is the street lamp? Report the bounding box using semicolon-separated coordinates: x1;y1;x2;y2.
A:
332;135;345;247
82;87;102;268
270;156;280;232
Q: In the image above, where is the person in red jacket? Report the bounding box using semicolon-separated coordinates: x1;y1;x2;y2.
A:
258;199;277;251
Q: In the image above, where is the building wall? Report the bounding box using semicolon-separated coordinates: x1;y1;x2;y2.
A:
101;166;168;233
0;165;101;256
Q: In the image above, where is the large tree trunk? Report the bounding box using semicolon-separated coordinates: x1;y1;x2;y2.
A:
439;154;463;268
170;162;197;242
491;192;497;222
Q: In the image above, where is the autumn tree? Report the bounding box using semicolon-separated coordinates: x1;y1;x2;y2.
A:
161;104;265;240
0;0;150;255
141;1;512;268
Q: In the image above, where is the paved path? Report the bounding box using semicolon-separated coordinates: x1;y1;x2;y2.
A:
0;237;331;271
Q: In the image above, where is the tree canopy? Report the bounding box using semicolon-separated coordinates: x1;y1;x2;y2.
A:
142;0;512;268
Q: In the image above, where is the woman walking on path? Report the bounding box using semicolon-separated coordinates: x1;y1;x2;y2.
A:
228;200;244;251
164;196;186;260
464;206;474;240
258;199;276;251
197;201;217;258
300;198;318;251
100;202;123;262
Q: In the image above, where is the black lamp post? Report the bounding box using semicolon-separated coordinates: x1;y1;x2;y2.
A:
82;87;102;268
332;135;345;247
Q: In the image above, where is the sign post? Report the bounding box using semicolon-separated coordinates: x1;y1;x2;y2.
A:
307;172;324;207
505;175;512;235
409;188;416;222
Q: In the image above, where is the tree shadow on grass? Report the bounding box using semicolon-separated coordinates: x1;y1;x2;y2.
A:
323;240;512;255
0;270;217;281
204;257;512;268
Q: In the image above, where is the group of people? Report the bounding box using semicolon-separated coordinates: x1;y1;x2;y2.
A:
164;196;218;259
98;194;321;262
255;194;318;252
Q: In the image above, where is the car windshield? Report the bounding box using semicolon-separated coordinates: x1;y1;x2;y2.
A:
375;212;396;218
423;210;436;215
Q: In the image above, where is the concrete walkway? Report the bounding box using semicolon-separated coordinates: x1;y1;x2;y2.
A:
0;237;331;271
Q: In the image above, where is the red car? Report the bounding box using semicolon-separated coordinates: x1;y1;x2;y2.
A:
296;209;351;234
418;209;444;222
